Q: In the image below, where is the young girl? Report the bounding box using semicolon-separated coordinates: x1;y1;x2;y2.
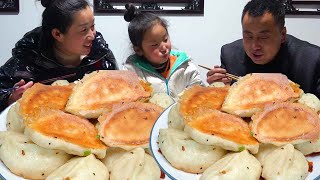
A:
0;0;118;111
123;4;203;100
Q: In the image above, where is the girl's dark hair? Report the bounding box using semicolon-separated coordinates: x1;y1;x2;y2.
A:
39;0;90;50
124;3;168;49
241;0;285;29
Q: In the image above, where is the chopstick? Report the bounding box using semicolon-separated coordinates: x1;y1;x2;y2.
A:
0;73;77;94
198;65;239;81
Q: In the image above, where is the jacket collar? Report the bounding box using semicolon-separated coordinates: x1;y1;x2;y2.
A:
131;50;190;75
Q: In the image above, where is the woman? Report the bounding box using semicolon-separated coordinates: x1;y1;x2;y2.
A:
0;0;118;112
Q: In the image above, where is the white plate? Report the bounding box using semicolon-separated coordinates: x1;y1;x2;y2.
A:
0;103;25;180
150;103;320;180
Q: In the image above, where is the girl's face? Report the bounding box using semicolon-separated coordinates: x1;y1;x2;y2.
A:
136;23;171;66
53;6;96;56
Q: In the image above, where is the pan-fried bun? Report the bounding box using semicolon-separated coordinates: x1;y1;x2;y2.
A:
46;154;109;180
24;109;107;159
184;109;259;154
200;150;262;180
19;83;73;119
98;102;163;150
251;102;320;146
222;73;301;117
0;131;72;179
158;128;227;173
179;85;229;119
65;70;151;118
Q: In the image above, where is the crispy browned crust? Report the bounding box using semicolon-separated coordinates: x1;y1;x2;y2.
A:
65;70;151;118
28;108;106;149
179;85;229;120
187;109;258;145
252;102;320;145
19;83;73;119
222;73;301;117
98;102;163;147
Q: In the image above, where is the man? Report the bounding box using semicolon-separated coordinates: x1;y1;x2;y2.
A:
206;0;320;98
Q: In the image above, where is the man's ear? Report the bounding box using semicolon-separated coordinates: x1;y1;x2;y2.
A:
133;46;143;56
280;27;287;43
51;28;63;42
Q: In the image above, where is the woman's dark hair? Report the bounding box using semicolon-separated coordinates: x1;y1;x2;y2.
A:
124;3;168;49
39;0;90;50
241;0;285;29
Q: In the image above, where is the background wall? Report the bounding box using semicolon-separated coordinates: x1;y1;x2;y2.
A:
1;0;320;82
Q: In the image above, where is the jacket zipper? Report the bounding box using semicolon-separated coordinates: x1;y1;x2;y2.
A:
139;60;188;95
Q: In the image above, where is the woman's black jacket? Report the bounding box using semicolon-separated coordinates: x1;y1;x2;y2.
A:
0;27;118;112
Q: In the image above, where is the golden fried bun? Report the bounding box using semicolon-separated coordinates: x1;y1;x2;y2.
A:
221;73;301;117
251;102;320;146
19;83;73;119
65;70;151;118
24;109;107;159
98;102;163;150
184;109;259;154
179;85;229;120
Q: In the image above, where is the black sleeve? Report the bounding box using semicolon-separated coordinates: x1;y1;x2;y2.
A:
0;30;39;112
220;45;226;69
103;48;119;70
94;31;119;70
0;57;20;112
315;55;320;99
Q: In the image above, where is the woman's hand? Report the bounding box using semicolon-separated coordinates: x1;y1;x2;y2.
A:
8;80;34;105
206;65;231;84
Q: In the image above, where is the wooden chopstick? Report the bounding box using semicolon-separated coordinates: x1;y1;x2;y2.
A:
226;73;239;81
198;65;239;81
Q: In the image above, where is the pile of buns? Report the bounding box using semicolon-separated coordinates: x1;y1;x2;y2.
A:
1;70;173;179
159;73;320;179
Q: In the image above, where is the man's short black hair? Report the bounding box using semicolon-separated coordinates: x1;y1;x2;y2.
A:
241;0;285;29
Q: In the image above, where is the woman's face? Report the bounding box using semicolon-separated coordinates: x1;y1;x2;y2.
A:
54;6;96;56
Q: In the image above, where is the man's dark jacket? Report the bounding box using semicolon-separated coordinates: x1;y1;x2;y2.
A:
0;27;119;112
221;34;320;98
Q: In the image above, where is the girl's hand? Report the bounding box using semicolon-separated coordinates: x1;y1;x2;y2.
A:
8;80;34;105
206;65;232;84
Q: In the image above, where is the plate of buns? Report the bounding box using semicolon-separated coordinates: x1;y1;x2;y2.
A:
150;73;320;180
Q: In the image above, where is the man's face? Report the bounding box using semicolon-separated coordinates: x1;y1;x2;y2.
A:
242;12;286;65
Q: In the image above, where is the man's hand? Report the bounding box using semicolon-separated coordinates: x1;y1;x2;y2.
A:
8;80;34;105
206;65;232;84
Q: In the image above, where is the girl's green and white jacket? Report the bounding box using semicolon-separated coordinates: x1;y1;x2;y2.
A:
123;50;204;99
